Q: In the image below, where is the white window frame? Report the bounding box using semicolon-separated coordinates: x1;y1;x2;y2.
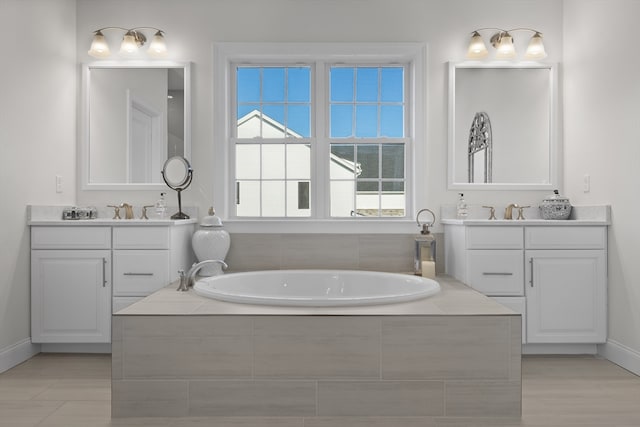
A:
213;43;426;234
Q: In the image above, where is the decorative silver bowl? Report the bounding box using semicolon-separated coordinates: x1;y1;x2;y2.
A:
539;190;571;220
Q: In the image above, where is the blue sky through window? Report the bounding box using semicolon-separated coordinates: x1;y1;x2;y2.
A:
236;65;404;138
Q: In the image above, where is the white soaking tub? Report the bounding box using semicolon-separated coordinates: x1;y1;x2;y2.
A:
193;269;440;307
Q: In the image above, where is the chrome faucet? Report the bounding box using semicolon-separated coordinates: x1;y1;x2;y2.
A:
177;259;228;291
504;203;519;220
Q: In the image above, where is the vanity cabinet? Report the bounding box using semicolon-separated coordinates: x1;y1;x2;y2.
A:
111;225;194;309
444;222;608;346
31;227;112;343
30;221;195;345
525;227;607;343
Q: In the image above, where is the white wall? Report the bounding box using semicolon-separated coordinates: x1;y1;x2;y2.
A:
563;0;640;363
75;0;564;219
0;0;76;357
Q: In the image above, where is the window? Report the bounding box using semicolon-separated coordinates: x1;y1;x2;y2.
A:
328;66;406;217
215;43;425;222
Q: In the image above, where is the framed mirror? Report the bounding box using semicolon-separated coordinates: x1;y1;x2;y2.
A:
81;61;191;190
448;62;557;190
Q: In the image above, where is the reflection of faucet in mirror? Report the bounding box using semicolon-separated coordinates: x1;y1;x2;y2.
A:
468;112;493;183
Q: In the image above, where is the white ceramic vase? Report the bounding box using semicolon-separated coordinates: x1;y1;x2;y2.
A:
191;212;230;276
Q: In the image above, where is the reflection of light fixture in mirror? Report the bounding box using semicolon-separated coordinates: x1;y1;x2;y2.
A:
88;27;167;59
466;28;547;60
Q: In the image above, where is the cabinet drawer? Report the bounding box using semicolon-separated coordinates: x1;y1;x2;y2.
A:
113;250;170;296
525;226;606;249
113;226;170;249
31;226;111;249
466;226;523;249
467;250;524;296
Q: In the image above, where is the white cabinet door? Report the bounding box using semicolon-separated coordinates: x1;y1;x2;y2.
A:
31;250;111;343
525;250;606;343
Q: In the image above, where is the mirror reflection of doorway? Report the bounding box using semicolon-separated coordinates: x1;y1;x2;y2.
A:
468;112;492;183
127;90;165;183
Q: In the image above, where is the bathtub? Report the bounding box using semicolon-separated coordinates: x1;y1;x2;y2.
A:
193;269;440;306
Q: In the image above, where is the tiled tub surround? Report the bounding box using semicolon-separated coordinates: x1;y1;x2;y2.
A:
112;277;521;423
225;233;446;274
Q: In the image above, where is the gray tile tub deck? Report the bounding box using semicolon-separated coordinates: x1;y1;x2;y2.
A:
112;275;521;423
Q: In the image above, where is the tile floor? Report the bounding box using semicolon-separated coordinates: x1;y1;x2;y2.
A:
0;353;639;426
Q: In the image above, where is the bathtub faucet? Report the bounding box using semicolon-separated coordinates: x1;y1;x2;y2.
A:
177;259;228;292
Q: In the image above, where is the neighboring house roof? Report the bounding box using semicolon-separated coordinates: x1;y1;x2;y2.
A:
237;109;361;176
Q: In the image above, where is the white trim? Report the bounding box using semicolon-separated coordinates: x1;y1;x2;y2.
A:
598;339;640;376
40;343;111;354
522;343;598;355
213;42;426;226
80;61;191;191
0;339;40;374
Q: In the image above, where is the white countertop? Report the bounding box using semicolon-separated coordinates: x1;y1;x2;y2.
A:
441;218;609;226
27;204;197;226
114;275;516;317
440;205;610;226
28;218;197;226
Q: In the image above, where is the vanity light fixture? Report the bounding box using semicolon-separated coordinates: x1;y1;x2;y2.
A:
88;27;168;58
466;28;547;60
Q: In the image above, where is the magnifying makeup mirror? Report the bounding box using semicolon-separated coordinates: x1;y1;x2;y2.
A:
161;156;193;219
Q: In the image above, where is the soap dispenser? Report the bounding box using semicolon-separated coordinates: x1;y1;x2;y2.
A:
456;193;468;219
414;208;436;279
155;192;167;219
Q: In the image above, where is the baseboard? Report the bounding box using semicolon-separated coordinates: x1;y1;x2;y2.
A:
0;338;40;374
523;343;598;355
40;343;111;354
598;339;640;376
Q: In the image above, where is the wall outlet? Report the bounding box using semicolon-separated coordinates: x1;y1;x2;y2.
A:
583;174;590;193
56;175;62;193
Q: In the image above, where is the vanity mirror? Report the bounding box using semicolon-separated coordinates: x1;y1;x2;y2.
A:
161;156;192;219
448;62;557;189
81;62;191;190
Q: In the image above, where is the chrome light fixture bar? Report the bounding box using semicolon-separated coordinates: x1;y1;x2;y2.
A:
88;27;168;58
467;28;547;60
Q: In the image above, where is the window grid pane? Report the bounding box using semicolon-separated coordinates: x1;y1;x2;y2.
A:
329;142;406;218
236;66;311;138
235;65;312;217
329;66;405;139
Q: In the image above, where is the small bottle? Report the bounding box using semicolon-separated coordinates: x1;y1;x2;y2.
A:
456;193;468;219
155;192;167;219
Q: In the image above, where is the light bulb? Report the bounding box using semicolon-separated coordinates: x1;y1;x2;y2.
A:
120;31;139;55
466;31;488;59
148;31;168;58
88;30;110;58
495;33;516;59
525;32;547;60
